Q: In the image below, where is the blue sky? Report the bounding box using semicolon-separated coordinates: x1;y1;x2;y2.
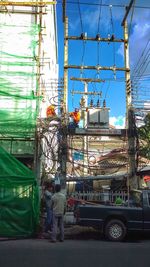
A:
56;0;150;128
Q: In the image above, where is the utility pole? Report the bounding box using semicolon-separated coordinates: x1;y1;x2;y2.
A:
63;33;128;183
122;1;138;189
61;0;136;189
64;34;129;135
121;0;135;27
63;0;68;114
58;0;68;191
83;81;88;176
70;77;103;176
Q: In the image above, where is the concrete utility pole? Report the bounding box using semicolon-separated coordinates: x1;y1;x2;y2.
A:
63;17;68;114
61;0;137;189
122;1;138;189
63;0;68;114
58;0;68;191
121;0;135;27
83;81;88;176
71;77;102;176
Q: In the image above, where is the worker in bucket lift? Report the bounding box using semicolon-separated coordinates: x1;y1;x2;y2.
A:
69;108;81;127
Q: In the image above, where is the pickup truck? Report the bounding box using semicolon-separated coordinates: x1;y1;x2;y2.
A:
74;189;150;241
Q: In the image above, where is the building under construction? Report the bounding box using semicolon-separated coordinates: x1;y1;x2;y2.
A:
0;1;58;237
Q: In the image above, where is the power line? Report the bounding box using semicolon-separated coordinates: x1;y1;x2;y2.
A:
131;38;150;78
58;1;150;9
77;0;83;33
109;5;116;67
128;0;136;36
77;0;86;78
97;0;102;33
97;0;102;66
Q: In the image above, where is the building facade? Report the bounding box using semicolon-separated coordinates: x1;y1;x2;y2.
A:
0;1;58;181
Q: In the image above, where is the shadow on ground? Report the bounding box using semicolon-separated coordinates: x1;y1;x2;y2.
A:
64;225;150;243
1;225;150;243
65;225;103;240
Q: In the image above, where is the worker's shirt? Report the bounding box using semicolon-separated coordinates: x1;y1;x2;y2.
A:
52;192;66;216
44;190;52;208
70;111;80;123
46;105;56;117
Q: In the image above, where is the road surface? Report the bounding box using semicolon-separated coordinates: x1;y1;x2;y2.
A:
0;233;150;267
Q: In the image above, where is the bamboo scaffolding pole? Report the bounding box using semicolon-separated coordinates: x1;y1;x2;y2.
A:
0;10;47;14
0;1;56;7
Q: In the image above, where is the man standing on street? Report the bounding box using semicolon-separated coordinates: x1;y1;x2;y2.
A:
51;184;66;242
44;183;53;233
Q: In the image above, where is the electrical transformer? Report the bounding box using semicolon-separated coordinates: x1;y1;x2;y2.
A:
87;108;109;128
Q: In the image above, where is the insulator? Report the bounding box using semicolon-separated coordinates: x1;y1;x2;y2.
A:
103;99;106;107
80;33;85;39
97;99;100;107
96;34;100;40
90;99;93;107
110;34;115;41
80;96;85;107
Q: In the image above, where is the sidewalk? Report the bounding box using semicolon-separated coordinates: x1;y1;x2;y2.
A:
0;213;99;241
39;224;100;240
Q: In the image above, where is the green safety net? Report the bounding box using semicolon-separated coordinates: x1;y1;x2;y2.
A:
0;22;41;138
0;146;40;237
0;19;41;237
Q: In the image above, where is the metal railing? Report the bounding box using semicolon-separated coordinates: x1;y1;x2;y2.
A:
67;190;128;204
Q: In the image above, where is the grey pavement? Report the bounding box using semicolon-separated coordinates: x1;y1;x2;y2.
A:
0;228;150;267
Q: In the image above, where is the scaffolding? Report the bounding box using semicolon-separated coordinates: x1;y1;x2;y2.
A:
0;1;56;6
0;1;58;171
0;0;59;237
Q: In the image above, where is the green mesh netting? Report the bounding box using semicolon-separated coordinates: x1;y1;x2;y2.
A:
0;22;41;138
0;146;39;237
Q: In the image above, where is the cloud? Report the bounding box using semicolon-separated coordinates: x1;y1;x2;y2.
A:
129;23;150;69
117;43;124;58
68;1;150;73
80;1;126;34
81;4;148;75
83;6;120;33
117;8;150;70
110;115;125;129
82;9;104;32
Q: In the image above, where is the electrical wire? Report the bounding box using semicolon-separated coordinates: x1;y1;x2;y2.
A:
109;5;116;67
59;1;150;9
104;80;110;99
97;0;102;34
96;0;102;66
77;0;86;78
77;0;83;33
128;0;136;37
131;38;150;78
